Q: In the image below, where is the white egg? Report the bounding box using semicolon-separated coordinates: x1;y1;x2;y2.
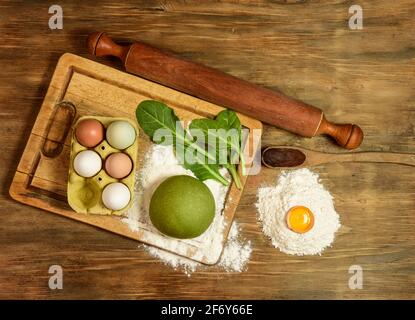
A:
73;150;102;177
102;182;131;211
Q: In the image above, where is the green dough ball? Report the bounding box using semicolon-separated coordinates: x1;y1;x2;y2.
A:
149;175;216;239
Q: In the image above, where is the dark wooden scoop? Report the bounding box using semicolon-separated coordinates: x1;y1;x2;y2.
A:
86;31;364;150
262;146;415;169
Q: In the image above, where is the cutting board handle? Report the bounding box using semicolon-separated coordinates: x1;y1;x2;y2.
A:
42;101;76;158
87;32;363;150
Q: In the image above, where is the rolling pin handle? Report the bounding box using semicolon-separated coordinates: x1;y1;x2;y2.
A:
317;116;364;149
86;32;129;62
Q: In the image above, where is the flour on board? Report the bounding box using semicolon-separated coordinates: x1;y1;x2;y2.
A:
123;145;251;275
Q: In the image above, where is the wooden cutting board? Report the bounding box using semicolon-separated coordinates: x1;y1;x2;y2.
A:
9;53;262;265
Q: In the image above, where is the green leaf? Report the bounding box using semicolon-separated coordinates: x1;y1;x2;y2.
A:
137;100;212;159
136;100;179;142
216;109;241;132
136;100;229;186
189;109;245;188
216;110;245;171
191;110;243;162
220;110;246;177
176;147;227;185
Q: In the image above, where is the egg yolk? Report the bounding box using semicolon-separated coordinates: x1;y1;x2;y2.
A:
286;206;314;234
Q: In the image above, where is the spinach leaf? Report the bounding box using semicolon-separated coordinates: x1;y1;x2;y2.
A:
175;145;224;183
136;100;229;186
216;109;246;176
189;109;245;189
136;100;179;138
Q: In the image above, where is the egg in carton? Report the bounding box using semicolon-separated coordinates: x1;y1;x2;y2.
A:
67;116;138;216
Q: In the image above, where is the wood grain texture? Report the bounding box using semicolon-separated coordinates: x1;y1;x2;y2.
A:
89;32;325;138
0;0;414;299
9;53;261;265
262;146;415;168
88;31;363;149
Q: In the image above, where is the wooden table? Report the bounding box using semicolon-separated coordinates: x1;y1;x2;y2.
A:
0;0;414;299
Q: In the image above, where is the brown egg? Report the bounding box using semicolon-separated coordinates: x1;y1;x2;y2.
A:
75;119;104;148
105;153;133;179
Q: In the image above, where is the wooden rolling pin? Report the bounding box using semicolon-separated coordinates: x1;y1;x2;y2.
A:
86;31;363;149
262;146;415;169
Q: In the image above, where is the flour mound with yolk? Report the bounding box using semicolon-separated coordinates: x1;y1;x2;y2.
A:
256;168;340;256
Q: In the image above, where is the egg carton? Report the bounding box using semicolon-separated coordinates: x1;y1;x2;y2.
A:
67;116;138;216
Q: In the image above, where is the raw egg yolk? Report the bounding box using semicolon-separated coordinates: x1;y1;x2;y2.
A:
286;206;314;234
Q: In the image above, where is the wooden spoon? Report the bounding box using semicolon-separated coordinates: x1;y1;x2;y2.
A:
262;146;415;169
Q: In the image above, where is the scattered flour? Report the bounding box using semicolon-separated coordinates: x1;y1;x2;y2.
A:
144;221;252;276
123;144;252;275
123;144;340;271
256;168;340;256
217;222;252;272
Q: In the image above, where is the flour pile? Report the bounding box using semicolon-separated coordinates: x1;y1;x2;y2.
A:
123;144;251;275
256;168;340;255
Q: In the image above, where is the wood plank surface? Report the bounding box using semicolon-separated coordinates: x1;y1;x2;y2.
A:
9;53;261;264
0;0;414;299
